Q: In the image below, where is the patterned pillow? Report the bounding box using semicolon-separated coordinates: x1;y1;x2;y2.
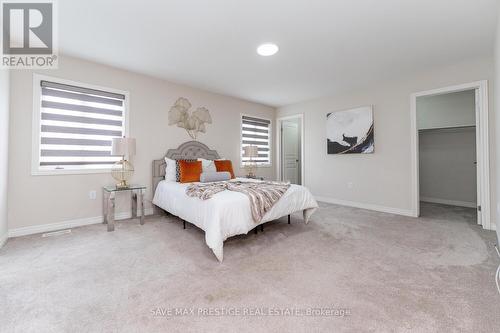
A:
175;159;196;181
164;157;177;182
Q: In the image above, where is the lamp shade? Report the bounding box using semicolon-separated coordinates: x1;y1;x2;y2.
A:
112;137;136;157
243;145;259;158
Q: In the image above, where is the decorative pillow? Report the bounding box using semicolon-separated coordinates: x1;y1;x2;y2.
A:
214;160;235;179
164;157;177;182
200;171;231;183
175;159;196;181
198;158;217;173
178;160;202;183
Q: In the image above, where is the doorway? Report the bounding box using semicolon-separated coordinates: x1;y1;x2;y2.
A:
277;114;304;185
410;81;491;230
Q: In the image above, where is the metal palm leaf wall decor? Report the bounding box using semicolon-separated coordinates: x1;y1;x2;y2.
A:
168;97;212;140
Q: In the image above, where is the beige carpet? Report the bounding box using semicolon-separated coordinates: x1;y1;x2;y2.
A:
1;202;499;332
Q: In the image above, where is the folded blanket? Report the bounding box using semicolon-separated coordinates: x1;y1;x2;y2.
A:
186;180;291;223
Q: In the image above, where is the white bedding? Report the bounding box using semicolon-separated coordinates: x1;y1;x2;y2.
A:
152;178;318;262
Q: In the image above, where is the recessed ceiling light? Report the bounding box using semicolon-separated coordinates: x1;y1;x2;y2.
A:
257;43;279;56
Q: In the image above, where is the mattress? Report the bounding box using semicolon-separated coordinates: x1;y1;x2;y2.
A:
152;178;318;262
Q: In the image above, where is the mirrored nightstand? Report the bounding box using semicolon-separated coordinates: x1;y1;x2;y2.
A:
103;185;146;232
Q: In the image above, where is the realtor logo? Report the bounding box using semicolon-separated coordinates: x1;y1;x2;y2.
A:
1;0;58;68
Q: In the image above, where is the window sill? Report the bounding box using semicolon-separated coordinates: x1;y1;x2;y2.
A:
32;168;112;176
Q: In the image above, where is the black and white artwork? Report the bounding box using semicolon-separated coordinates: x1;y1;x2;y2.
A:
326;106;374;154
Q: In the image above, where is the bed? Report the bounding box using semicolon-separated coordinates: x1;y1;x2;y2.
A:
152;141;318;262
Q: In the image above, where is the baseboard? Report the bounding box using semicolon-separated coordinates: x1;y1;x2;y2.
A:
315;195;415;217
8;208;155;238
420;197;476;209
9;216;102;238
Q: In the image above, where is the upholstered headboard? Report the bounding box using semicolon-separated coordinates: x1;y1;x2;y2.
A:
152;141;221;193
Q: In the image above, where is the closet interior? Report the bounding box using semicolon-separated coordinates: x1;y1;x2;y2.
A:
417;89;477;210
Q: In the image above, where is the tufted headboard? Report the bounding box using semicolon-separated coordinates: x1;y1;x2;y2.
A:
152;141;221;194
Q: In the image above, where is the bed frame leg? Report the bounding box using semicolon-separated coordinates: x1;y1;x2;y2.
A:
260;224;264;232
288;215;291;224
183;220;186;229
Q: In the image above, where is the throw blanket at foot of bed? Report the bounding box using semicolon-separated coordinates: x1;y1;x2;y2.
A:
186;181;291;223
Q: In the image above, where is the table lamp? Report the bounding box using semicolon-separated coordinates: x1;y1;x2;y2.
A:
243;145;258;178
111;137;136;188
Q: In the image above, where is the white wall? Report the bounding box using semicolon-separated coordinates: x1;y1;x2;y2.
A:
417;90;475;129
0;70;10;247
8;55;275;232
419;128;477;207
277;56;495;223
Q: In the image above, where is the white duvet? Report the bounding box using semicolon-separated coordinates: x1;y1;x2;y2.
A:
152;178;318;262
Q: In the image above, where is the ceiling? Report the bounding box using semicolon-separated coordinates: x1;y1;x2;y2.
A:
59;0;498;107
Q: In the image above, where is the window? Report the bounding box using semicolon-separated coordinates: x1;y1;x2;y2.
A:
241;115;271;166
32;75;128;175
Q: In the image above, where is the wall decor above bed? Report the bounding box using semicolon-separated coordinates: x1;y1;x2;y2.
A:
326;105;374;154
168;97;212;139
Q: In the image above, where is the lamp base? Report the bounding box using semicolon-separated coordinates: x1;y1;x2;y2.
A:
116;180;129;189
245;171;256;178
111;159;134;189
244;163;257;179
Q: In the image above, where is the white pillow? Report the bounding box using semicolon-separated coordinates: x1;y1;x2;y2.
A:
198;158;217;173
164;157;177;182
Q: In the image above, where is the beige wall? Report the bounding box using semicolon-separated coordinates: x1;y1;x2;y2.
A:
8;55;275;230
277;57;495;225
0;70;9;245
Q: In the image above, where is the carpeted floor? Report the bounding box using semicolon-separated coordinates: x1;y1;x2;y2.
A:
1;202;499;332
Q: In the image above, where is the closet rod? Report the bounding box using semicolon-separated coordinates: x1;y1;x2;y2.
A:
418;125;476;133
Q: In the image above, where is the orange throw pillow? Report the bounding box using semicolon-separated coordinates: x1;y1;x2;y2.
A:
178;160;202;183
214;160;235;179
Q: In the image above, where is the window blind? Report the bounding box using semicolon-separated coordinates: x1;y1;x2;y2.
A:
38;80;126;170
241;115;271;165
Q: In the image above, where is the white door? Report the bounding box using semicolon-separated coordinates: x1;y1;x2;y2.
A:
474;88;482;226
281;120;301;184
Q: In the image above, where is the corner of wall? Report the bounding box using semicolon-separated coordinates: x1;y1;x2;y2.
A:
495;4;500;244
0;69;10;248
0;233;7;248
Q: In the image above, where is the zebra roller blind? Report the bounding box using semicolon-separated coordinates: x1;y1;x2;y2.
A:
241;115;271;165
38;80;126;170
